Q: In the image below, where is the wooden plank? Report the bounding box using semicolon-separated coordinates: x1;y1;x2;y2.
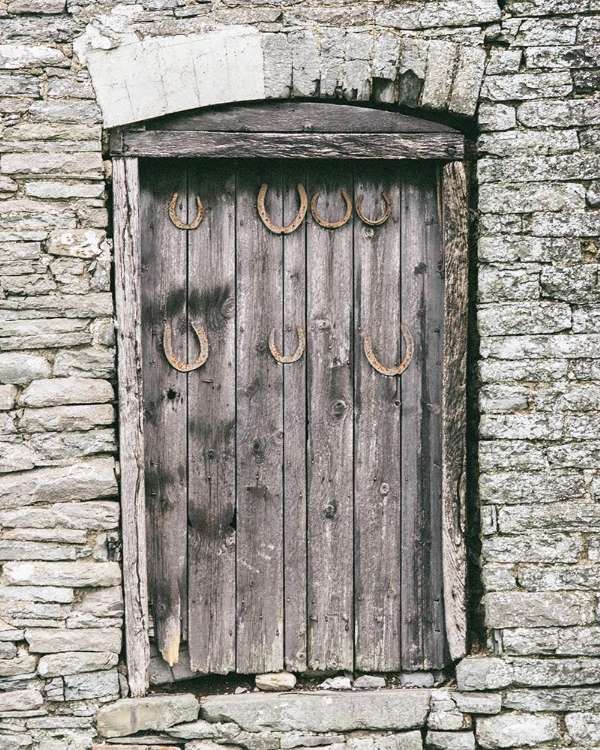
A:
113;157;150;697
140;160;188;667
187;160;236;674
113;131;464;161
144;102;462;134
442;161;469;661
353;163;402;672
282;163;308;673
306;163;354;672
236;162;285;673
400;163;445;671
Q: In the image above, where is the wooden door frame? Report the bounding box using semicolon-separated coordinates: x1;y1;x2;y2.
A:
111;101;469;696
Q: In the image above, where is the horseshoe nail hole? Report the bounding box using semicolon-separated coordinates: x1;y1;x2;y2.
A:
167;388;177;400
324;504;336;519
380;483;390;496
394;399;401;407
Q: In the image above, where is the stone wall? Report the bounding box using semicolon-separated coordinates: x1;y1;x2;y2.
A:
1;0;600;748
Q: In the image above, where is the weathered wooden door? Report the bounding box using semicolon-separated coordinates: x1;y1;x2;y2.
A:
140;157;446;675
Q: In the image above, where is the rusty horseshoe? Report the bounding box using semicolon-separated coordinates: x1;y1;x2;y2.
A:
168;192;205;230
311;189;353;229
363;323;415;377
269;325;305;364
355;192;392;227
163;321;209;372
257;183;308;235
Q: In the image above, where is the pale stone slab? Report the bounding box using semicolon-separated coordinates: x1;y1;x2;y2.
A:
0;501;119;531
18;378;113;407
4;561;121;587
0;353;50;385
426;732;475;750
0;689;43;711
0;458;117;509
201;690;431;733
476;713;560;749
82;27;265;127
38;651;118;677
25;627;122;654
97;694;200;738
456;658;512;692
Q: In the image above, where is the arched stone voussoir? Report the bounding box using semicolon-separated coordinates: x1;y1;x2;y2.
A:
79;25;487;129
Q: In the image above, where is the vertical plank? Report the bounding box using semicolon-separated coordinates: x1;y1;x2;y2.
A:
353;163;402;672
113;157;150;696
307;163;354;672
282;164;308;673
400;162;445;671
442;161;469;661
140;161;188;667
236;162;284;673
187;160;237;674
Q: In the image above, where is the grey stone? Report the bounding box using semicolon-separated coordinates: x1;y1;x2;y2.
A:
456;659;512;692
201;690;431;732
46;228;107;259
454;692;502;715
504;688;600;712
476;713;560;749
426;732;475;750
38;651;118;678
18;404;114;433
5;561;120;587
478;302;571;337
558;627;600;656
0;386;17;411
0;689;42;711
97;694;200;738
63;668;119;700
0;458;117;509
482;533;583;564
256;672;296;692
53;347;115;379
479;471;583;504
0;586;73;603
168;718;237;740
346;733;423;750
499;503;600;533
0;656;37;677
502;628;559;656
375;1;500;30
354;675;386;689
565;712;600;745
320;676;352;690
18;378;113;408
0;353;50;386
0;540;87;561
279;733;345;749
485;592;594;628
400;672;434;688
75;586;123;617
0;501;119;531
25;627;121;654
0;44;67;68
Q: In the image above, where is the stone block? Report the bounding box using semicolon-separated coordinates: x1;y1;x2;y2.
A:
0;689;43;711
97;694;200;738
26;627;121;654
557;626;600;656
0;655;37;677
84;29;265;128
476;713;560;748
290;31;320;98
262;34;292;99
478;268;539;303
479;385;530;413
453;692;502;715
29;428;116;462
478;104;516;131
1;152;103;178
0;501;119;531
456;658;513;691
479;182;584;213
0;353;50;385
479;359;567;383
485;592;594;628
53;347;115;379
450;46;486;116
425;732;474;750
478;441;545;471
8;0;65;13
480;470;581;504
504;687;600;712
501;503;600;533
201;690;431;733
478;302;571;337
38;651;118;678
502;628;559;656
481;334;600;360
46;229;107;259
565;712;600;745
375;1;500;30
541;266;600;305
18;378;113;408
481;72;572;101
481;533;583;564
0;44;67;69
0;458;117;509
421;41;456;110
5;561;121;587
18;404;114;433
63;668;120;700
347;734;423;750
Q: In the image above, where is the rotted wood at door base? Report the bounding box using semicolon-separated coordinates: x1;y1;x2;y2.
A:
138;157;451;675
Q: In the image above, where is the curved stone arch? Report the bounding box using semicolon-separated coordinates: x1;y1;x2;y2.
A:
80;25;487;129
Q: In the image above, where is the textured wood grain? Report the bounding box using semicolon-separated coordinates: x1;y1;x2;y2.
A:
113;157;150;696
353;164;402;672
442;161;469;661
306;164;354;672
145;102;462;134
113;131;464;161
140;161;188;666
187;160;237;674
236;163;285;673
400;163;445;671
282;164;308;673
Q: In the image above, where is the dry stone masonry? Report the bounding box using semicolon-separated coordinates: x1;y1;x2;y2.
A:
0;0;599;747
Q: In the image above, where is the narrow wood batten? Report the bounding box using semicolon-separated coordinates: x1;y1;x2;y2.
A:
110;130;464;160
113;157;151;695
441;161;469;661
